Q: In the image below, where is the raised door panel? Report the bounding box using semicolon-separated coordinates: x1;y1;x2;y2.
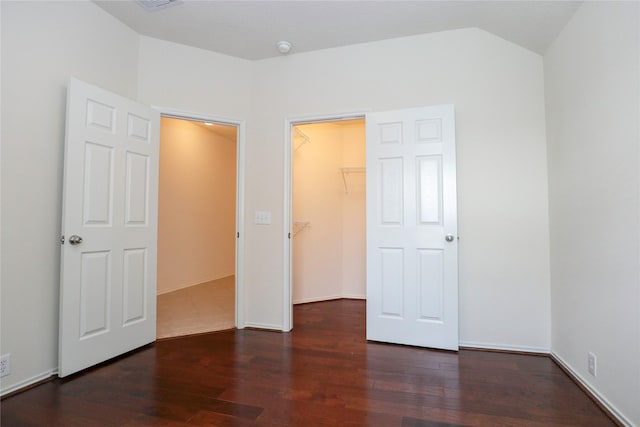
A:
417;156;442;225
83;143;114;226
379;248;404;318
379;158;404;226
417;249;444;322
86;99;116;133
125;152;149;226
122;248;147;326
127;113;151;143
79;251;111;339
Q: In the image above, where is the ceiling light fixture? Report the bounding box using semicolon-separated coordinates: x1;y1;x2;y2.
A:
276;41;292;55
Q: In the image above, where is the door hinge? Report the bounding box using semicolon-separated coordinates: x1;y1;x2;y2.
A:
60;235;65;245
288;232;291;239
237;232;240;238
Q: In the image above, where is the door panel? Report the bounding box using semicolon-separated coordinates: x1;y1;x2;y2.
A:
59;78;159;377
79;251;111;338
83;142;114;225
380;247;404;317
122;248;147;326
125;152;150;225
366;105;458;351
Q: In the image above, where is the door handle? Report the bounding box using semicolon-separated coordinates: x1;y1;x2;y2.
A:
68;235;83;245
445;234;455;242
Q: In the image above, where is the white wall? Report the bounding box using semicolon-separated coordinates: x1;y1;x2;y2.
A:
292;122;366;304
136;36;252;119
248;28;551;350
0;1;140;393
545;2;640;425
158;118;236;294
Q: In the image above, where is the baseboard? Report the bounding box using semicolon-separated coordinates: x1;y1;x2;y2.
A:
293;295;342;305
341;294;366;300
293;294;366;304
157;274;234;295
550;352;632;427
459;340;550;355
241;322;284;331
0;368;57;398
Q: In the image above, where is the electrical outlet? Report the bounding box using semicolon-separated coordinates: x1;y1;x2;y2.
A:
588;352;597;377
0;354;11;377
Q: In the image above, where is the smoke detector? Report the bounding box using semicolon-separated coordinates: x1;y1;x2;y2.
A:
137;0;182;11
276;41;292;55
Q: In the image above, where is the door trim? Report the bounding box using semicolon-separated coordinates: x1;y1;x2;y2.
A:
282;111;368;332
155;106;246;329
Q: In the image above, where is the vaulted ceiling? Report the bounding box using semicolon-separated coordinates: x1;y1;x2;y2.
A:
94;1;582;60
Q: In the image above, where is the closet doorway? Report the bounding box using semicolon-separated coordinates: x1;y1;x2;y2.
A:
291;119;366;311
156;117;238;338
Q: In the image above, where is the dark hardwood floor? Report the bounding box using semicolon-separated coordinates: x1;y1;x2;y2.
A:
1;300;614;426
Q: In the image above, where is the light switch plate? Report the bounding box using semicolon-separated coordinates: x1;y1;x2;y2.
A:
254;210;271;225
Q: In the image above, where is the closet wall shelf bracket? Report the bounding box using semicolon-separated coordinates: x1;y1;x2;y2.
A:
294;128;312;152
339;167;366;194
293;221;311;237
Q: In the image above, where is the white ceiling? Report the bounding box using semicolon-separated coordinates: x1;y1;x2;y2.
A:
94;1;582;60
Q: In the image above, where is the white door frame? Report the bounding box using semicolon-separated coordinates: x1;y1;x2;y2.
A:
156;107;246;329
282;111;367;331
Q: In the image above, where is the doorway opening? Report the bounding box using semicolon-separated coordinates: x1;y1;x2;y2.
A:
156;116;239;338
288;117;366;327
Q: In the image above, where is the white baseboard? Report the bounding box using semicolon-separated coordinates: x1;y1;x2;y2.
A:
341;294;366;300
157;274;234;295
551;352;633;427
241;322;284;331
459;340;550;354
0;368;57;397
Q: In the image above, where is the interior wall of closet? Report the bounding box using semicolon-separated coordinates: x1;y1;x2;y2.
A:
158;117;237;294
292;120;366;304
156;117;237;338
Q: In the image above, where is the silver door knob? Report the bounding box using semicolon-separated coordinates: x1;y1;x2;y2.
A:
69;235;83;245
445;234;455;242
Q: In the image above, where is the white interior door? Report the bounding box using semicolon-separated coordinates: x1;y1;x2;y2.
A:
59;77;160;377
366;105;458;350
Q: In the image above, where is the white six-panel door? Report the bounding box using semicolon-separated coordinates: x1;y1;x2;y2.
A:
366;105;458;350
59;78;160;377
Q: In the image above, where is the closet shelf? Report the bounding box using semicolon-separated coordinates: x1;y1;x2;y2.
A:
339;167;366;194
293;221;311;237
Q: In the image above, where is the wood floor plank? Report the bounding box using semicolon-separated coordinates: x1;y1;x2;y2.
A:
1;300;615;426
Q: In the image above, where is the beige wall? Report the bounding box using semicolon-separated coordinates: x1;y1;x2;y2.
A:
545;2;640;425
292;121;366;303
158;118;237;294
340;123;367;299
